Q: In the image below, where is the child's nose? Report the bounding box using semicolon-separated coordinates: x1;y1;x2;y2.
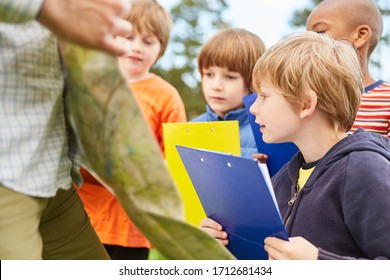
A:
211;76;223;90
249;97;259;115
131;39;143;53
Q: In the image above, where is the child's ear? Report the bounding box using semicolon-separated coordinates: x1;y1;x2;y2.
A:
300;90;317;119
353;25;371;49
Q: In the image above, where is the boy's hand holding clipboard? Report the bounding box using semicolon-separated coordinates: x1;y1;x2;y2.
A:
177;145;288;260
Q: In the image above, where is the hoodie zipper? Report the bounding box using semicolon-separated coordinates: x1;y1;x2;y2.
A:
288;192;298;206
284;185;299;227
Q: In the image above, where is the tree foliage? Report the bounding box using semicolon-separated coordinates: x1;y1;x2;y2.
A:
289;0;390;75
153;0;231;119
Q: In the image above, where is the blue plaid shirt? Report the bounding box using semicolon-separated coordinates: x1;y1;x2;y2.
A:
0;0;81;197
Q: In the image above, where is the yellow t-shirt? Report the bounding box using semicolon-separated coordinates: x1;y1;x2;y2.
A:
297;166;315;193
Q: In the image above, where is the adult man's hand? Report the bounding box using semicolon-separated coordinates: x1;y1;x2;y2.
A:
38;0;132;56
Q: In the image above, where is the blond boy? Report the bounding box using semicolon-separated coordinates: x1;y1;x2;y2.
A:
201;31;390;260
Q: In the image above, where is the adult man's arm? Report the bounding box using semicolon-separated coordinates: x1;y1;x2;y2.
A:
0;0;132;55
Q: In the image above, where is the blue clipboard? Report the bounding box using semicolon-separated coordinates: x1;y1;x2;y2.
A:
243;94;298;177
176;145;288;260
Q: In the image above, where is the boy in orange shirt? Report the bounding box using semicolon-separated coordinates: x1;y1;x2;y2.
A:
78;0;187;260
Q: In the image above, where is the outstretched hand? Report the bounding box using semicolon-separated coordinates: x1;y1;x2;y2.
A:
38;0;132;56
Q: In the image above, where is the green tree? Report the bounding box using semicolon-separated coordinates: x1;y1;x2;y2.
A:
153;0;231;119
289;0;390;77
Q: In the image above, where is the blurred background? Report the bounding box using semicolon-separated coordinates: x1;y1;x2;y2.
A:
153;0;390;119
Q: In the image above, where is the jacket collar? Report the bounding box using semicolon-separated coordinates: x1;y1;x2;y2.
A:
205;104;248;124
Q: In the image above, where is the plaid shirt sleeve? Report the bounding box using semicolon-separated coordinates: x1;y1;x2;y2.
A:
0;21;82;197
0;0;44;23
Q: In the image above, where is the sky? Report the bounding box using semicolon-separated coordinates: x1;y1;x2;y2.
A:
159;0;390;81
224;0;309;48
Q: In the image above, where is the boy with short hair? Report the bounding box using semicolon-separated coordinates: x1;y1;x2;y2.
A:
200;31;390;260
192;28;266;158
307;0;390;138
78;0;187;260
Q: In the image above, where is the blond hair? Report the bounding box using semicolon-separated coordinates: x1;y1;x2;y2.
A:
252;31;363;131
127;0;172;59
198;28;266;92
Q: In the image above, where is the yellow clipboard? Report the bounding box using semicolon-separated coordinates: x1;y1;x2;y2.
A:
163;121;241;226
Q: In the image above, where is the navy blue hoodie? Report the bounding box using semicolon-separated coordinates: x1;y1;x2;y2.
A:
272;129;390;259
